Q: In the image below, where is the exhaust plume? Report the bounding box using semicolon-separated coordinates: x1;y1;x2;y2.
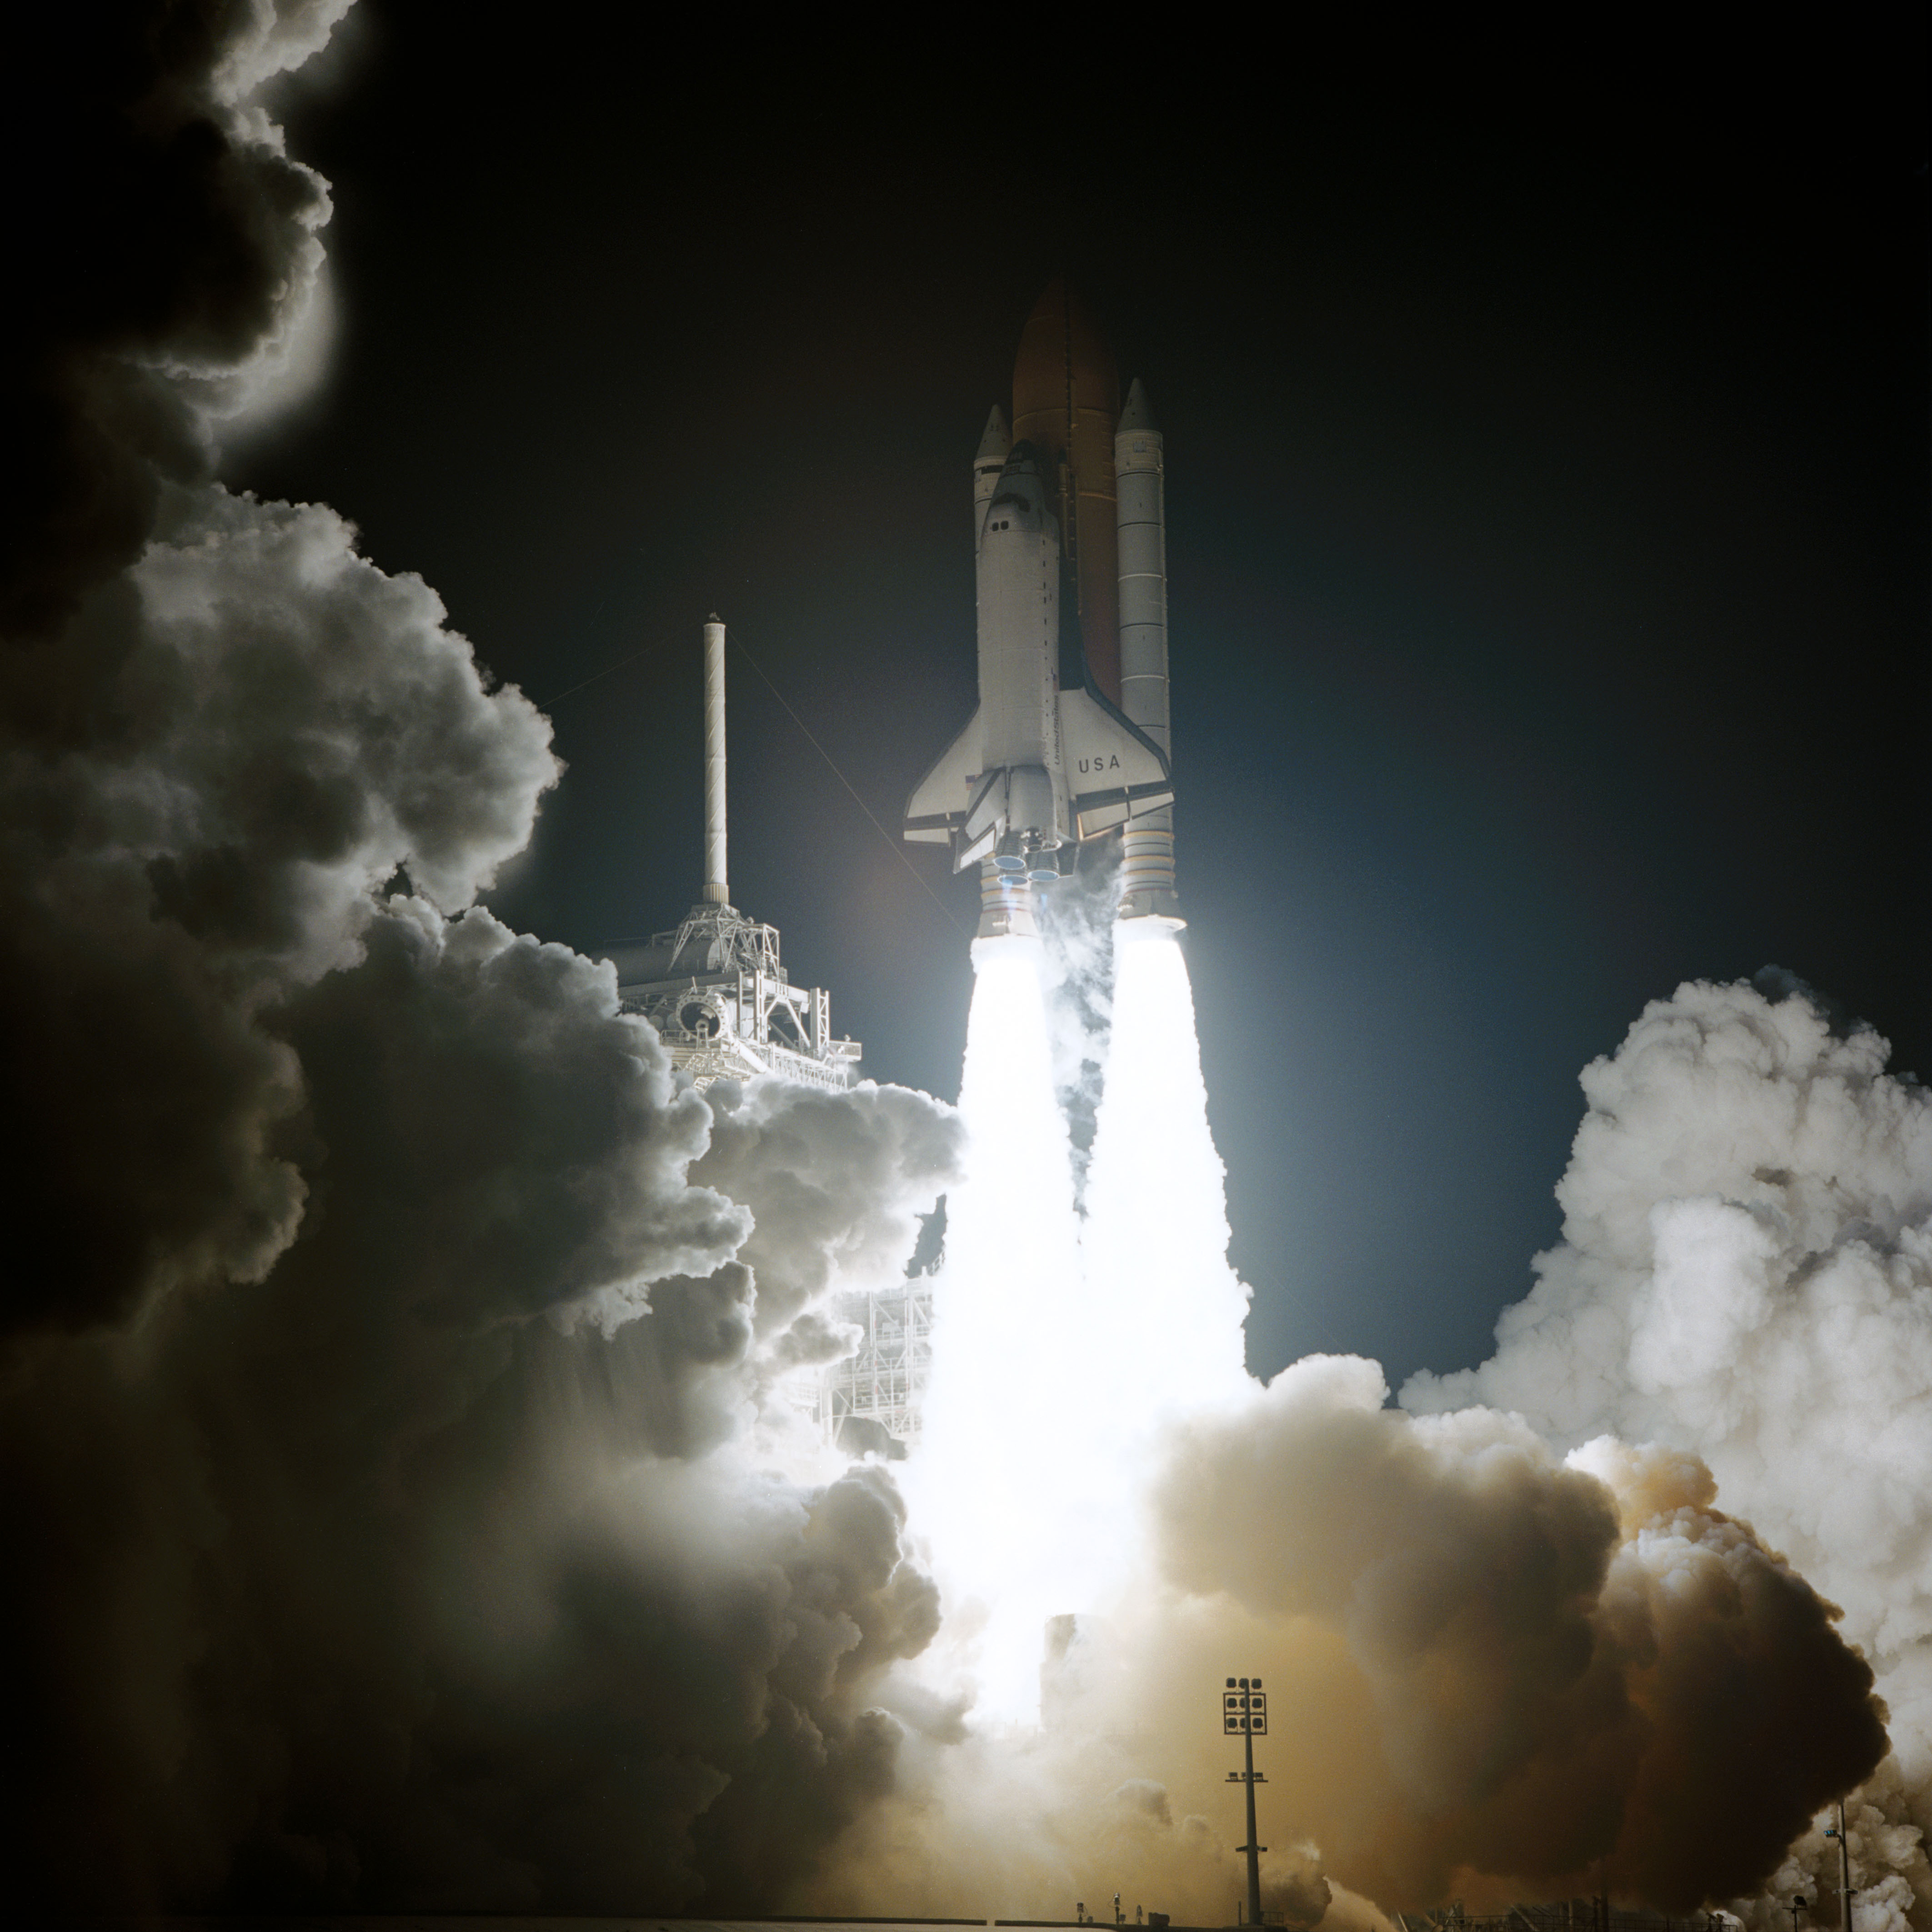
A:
848;909;1889;1923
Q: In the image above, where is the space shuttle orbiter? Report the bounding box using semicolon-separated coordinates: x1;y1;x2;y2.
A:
903;281;1179;937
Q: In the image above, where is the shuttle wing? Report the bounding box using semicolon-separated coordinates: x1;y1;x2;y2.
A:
903;706;982;844
1057;686;1173;838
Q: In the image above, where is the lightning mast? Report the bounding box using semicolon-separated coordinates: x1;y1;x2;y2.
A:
702;613;728;906
596;617;860;1092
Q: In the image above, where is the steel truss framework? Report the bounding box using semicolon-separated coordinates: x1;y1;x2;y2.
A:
811;1277;934;1448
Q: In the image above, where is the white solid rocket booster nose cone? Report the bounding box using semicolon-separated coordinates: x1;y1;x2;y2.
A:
1117;375;1157;438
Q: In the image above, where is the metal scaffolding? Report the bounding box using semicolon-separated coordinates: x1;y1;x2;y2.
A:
810;1276;935;1451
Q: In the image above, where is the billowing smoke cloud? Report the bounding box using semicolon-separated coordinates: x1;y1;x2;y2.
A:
692;1076;966;1375
3;0;347;641
2;1302;946;1911
0;1;962;1912
1153;1364;1885;1909
1405;974;1932;1926
4;499;568;1335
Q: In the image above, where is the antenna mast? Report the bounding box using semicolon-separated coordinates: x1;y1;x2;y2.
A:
702;615;728;906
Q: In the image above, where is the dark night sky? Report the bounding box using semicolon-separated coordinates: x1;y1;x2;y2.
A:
233;15;1931;1392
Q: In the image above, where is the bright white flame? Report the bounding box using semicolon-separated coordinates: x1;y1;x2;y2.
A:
908;920;1255;1727
1083;923;1252;1423
910;936;1099;1723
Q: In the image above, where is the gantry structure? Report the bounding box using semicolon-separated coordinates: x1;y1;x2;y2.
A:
807;1276;934;1453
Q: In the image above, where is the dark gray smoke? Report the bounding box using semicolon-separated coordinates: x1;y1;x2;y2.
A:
1;0;345;640
0;2;961;1913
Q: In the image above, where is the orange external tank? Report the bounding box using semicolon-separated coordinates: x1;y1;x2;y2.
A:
1010;280;1122;705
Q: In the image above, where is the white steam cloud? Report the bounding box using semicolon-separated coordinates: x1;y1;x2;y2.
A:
1406;975;1932;1927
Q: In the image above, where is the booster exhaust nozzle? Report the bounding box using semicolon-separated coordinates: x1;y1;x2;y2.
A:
1117;822;1181;924
977;859;1039;939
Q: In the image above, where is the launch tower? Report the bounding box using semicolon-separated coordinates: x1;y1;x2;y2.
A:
599;618;861;1092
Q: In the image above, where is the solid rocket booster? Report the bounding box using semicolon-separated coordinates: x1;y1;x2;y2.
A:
904;282;1179;936
1114;381;1178;921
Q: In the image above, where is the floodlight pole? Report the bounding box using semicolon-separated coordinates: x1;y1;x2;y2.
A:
1826;1801;1854;1932
1241;1714;1262;1929
1222;1675;1266;1930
